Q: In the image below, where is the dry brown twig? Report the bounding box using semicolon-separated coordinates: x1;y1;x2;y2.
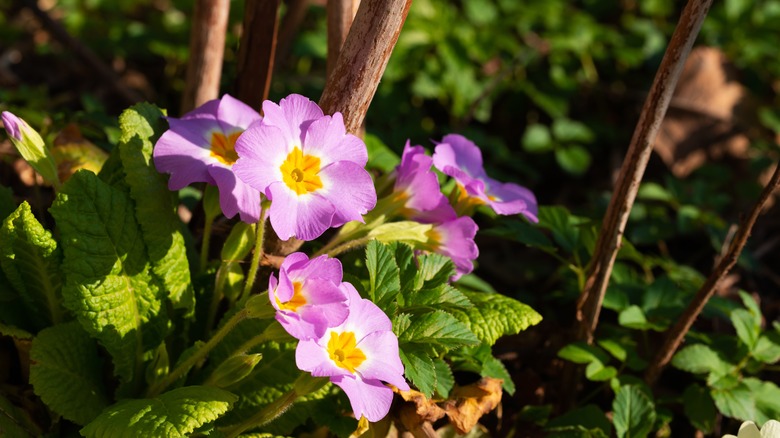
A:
645;163;780;385
236;0;282;111
326;0;361;78
260;0;413;263
574;0;713;344
181;0;231;114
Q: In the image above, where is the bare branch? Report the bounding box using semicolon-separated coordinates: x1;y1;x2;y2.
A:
236;0;282;111
645;163;780;386
319;0;413;133
327;0;360;77
575;0;713;344
181;0;230;113
276;0;312;67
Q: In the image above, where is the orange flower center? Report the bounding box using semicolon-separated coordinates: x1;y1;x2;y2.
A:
280;147;323;195
327;331;366;373
210;131;242;165
276;281;307;312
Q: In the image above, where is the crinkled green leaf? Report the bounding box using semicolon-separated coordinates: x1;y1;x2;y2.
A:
30;321;109;425
671;344;734;377
612;385;656;438
0;392;39;437
585;361;618;382
119;103;194;315
49;170;167;383
399;347;436;398
449;291;542;346
365;240;400;313
0;202;64;331
80;386;237;438
682;384;716;434
397;310;479;355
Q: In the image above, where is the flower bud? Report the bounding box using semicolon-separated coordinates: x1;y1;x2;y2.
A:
221;222;255;262
2;112;60;189
205;353;262;389
244;294;275;319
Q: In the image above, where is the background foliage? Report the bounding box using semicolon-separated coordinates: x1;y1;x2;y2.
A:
1;0;780;436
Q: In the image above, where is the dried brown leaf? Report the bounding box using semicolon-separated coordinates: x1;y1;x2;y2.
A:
442;378;503;435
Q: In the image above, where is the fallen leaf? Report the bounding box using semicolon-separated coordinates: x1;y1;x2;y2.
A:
442;377;503;434
52;124;108;183
654;46;753;177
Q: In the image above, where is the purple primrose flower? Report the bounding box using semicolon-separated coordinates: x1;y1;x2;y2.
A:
296;284;409;422
433;134;538;222
233;94;377;241
391;141;446;218
269;252;349;340
153;94;263;222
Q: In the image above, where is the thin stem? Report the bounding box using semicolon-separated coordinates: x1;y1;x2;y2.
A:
200;213;215;273
236;0;281;110
644;162;780;386
327;235;372;258
242;206;268;300
222;388;299;438
147;309;249;397
574;0;713;344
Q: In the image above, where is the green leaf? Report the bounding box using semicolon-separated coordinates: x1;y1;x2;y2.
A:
744;378;780;424
671;344;734;377
481;355;516;394
365;240;401;312
637;182;675;203
711;382;756;421
521;124;553;153
49;170;168;383
368;221;433;245
546;405;611;437
552;118;594;143
612;385;656;438
119;103;194;315
752;331;780;364
80;386;237;438
0;201;64;330
732;308;761;350
449;291;542;346
0;184;15;221
585;361;617;381
482;220;555;252
537;206;583;253
555;144;591;175
682;384;716;434
364;133;400;173
558;342;610;365
433;358;455;398
399;347;437;397
618;305;663;331
397;310;479;354
30;321;109;425
401;253;471;311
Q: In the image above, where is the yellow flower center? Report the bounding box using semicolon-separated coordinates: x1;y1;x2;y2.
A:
280;147;323;195
327;331;366;373
210;131;242;165
276;281;307;312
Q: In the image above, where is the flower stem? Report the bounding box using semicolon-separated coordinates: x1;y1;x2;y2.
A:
326;235;372;258
200;213;215;272
221;374;327;438
241;203;268;300
146;309;249;397
222;388;299;438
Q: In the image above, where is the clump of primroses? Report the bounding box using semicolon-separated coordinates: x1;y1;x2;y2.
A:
150;93;537;422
